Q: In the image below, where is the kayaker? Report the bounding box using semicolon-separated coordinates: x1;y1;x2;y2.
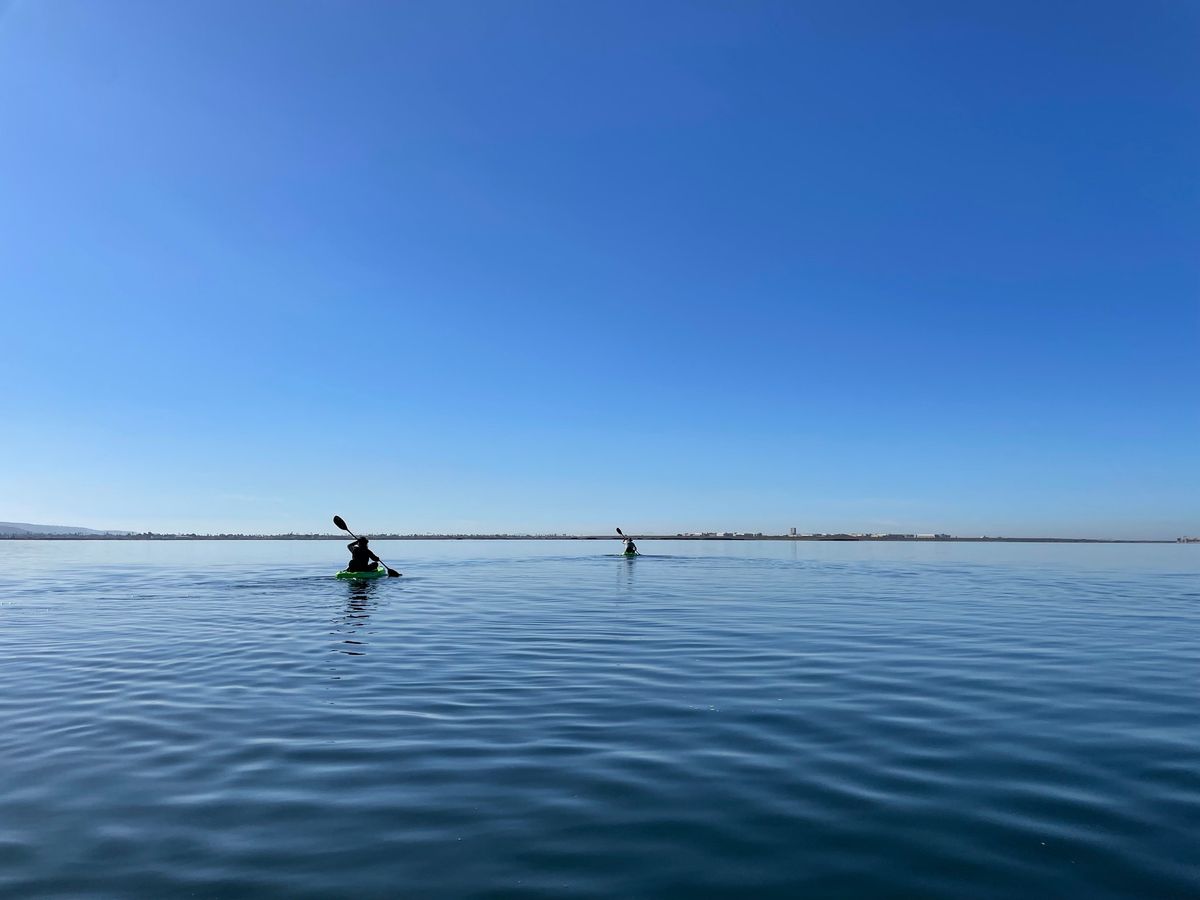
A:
622;536;638;555
346;537;381;573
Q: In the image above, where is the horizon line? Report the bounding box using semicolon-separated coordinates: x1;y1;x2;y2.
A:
0;532;1187;544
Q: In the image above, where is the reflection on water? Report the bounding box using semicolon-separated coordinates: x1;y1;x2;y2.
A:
0;540;1196;898
615;551;638;596
331;581;376;656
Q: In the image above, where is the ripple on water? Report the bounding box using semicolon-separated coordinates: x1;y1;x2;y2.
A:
0;540;1197;898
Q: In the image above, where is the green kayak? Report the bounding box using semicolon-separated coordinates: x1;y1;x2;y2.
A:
623;551;638;557
335;566;389;581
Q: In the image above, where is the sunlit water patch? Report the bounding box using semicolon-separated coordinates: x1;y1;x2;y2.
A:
1;540;1197;897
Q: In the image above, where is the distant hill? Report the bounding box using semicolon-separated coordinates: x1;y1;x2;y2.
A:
0;521;132;536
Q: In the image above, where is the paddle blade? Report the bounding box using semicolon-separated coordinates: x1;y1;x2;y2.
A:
616;527;624;536
333;515;349;532
386;567;402;577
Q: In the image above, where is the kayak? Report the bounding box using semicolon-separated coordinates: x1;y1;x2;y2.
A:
623;551;638;557
335;566;389;580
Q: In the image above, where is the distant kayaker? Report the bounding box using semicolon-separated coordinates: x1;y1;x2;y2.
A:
346;537;381;573
622;536;638;555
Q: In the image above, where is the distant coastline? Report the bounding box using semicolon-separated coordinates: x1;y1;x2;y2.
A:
0;533;1179;544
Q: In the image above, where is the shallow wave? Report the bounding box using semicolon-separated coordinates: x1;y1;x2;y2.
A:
0;541;1197;897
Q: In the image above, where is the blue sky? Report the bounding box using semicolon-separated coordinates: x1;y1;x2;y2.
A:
1;0;1196;538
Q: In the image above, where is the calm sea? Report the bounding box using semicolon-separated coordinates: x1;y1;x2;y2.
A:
0;539;1196;898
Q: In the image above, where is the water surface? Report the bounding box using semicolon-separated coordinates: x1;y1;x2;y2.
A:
1;540;1196;898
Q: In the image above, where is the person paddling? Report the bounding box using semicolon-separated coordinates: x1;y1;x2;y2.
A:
346;536;382;572
333;516;401;577
617;527;637;555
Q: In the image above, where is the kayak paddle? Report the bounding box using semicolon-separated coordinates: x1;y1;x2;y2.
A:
333;515;401;577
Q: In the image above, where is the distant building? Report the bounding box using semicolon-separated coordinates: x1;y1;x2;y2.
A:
789;527;797;536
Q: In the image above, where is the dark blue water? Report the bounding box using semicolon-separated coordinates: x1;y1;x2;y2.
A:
1;540;1196;898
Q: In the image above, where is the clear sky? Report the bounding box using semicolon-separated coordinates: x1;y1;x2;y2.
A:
1;0;1196;538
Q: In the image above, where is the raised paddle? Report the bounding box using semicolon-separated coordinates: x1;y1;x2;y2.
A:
333;515;401;577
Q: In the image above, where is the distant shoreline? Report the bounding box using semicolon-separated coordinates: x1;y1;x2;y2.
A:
0;533;1179;544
